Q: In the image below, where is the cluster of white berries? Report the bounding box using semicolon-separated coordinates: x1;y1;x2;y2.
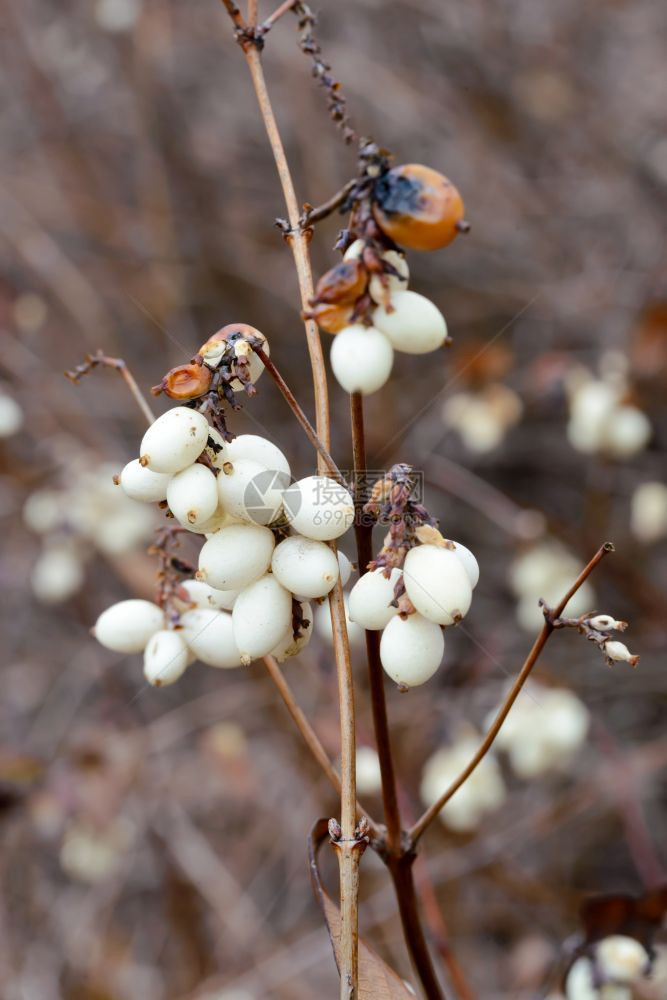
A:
510;542;596;632
94;404;358;685
420;727;505;833
442;382;523;454
487;683;590;779
566;353;651;459
25;460;157;604
419;682;590;832
329;241;448;396
565;936;650;1000
348;538;479;688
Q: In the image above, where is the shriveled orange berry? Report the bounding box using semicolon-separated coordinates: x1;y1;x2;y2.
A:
372;164;466;251
314;259;368;306
152;362;212;400
311;301;355;334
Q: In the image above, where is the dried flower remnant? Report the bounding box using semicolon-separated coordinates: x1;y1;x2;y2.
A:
545;607;640;670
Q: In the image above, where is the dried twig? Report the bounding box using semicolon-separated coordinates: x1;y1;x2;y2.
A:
65;350;155;426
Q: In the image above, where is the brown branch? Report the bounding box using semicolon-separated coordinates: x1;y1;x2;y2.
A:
221;22;361;997
350;393;402;856
262;655;380;839
65;350;155;426
252;345;343;483
259;0;298;34
409;542;615;845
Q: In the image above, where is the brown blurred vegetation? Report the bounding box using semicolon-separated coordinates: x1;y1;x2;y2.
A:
1;1;666;997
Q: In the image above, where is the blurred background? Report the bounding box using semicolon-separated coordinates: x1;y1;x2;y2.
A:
1;0;666;997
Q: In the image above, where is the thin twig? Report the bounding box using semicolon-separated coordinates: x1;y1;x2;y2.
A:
262;656;380;838
65;350;155;426
409;542;615;845
253;345;343;483
350;393;402;856
260;0;298;34
223;24;361;997
301;178;357;227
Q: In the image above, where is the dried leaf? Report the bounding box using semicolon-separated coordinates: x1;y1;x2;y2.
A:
308;819;416;999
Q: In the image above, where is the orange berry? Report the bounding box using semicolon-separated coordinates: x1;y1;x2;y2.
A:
314;259;368;305
311;301;355;334
372;164;466;251
152;363;212;400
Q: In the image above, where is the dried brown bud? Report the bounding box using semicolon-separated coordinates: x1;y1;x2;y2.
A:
152;363;212;400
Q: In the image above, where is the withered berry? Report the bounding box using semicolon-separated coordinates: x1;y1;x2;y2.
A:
372;164;466;251
153;362;212;400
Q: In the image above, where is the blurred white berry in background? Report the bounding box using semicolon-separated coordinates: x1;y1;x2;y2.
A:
630;481;667;544
420;730;505;832
95;0;142;33
565;936;650;999
565;354;651;459
0;392;23;437
355;746;382;795
442;383;523;453
25;460;157;603
486;683;590;778
60;818;135;883
510;542;595;632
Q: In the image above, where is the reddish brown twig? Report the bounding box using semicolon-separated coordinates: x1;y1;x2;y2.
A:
65;349;155;426
409;542;615;845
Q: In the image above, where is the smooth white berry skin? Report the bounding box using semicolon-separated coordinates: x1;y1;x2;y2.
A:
225;434;291;478
174;579;239;612
337;551;353;587
449;540;480;589
380;614;445;687
330;324;394;395
232;575;293;664
596;935;649;984
271;535;340;599
198;523;275;590
0;393;23;437
139;407;209;474
167;463;218;527
368;251;409;304
119;459;171;503
270;602;313;663
178;608;242;668
143;630;189;686
217;458;286;525
604;640;638;664
185;507;237;536
403;545;473;626
373;291;447;355
348;568;402;630
343;239;367;261
93;599;165;654
283;475;354;541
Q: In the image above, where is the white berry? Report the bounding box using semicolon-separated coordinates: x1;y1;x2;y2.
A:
226;434;290;478
167;463;218;527
330;324;394;395
403;544;473;625
337;551;353;587
271;535;340;598
232;575;293;665
283;475;354;541
348;567;402;630
198;523;275;590
93;599;164;653
178;608;242;668
449;540;480;589
119;459;171;503
368;251;409;304
175;579;239;612
140;407;209;474
380;613;445;687
597;935;649;984
373;290;447;355
218;458;286;525
143;630;189;686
